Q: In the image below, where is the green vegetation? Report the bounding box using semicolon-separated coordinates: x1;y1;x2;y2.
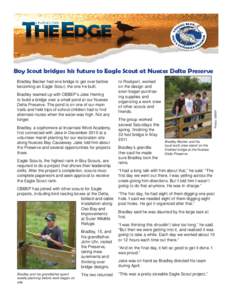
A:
25;201;70;269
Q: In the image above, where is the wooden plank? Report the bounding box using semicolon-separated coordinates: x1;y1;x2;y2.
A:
165;125;177;133
165;121;211;138
26;244;75;267
17;202;26;268
17;248;26;269
165;115;181;122
18;202;26;241
165;111;211;139
165;111;211;122
178;117;184;138
183;126;211;138
68;202;76;248
182;118;211;128
26;231;73;252
165;131;176;139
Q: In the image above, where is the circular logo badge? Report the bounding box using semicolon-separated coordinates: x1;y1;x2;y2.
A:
170;22;207;50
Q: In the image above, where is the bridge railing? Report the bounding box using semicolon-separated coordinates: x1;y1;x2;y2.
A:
165;111;212;138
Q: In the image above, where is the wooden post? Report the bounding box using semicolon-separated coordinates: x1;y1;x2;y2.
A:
17;201;26;268
68;202;76;247
178;116;184;138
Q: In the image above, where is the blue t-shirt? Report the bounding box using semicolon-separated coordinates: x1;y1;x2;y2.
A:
41;226;64;249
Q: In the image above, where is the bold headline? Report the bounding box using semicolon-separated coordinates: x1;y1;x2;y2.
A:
14;68;214;75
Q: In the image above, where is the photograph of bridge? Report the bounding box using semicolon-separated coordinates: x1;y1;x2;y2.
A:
165;76;212;139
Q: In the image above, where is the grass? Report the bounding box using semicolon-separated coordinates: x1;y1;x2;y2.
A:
24;201;73;269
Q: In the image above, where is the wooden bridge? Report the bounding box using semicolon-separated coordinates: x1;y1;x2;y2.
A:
165;111;212;138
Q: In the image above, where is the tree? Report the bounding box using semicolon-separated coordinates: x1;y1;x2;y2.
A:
165;76;211;100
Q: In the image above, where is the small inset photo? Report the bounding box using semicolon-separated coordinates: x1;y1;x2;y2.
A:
165;76;212;138
17;201;76;269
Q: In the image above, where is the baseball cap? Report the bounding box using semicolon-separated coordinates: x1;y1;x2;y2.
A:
45;213;56;221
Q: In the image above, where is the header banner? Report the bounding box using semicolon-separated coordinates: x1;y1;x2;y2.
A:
14;14;218;59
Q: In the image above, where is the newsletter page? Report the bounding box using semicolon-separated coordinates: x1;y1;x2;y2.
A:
0;1;231;299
